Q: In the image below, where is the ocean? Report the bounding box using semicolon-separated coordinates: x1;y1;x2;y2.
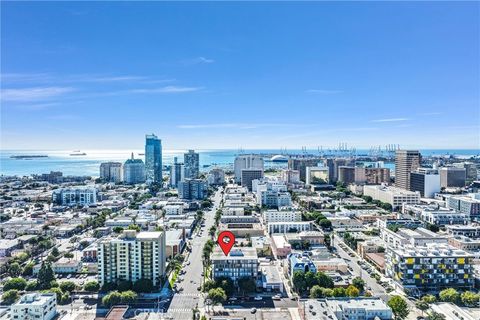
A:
0;149;478;177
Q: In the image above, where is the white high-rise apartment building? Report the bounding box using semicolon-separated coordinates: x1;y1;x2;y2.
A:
234;155;264;183
98;230;166;286
52;187;97;206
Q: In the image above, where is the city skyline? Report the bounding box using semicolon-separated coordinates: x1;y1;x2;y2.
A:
1;2;479;150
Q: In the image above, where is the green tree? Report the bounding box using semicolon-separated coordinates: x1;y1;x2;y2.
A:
216;277;235;297
3;278;27;291
42;287;62;302
120;290;138;304
59;281;76;293
309;285;323;298
322;288;334;297
238;277;256;295
292;271;307;293
422;295;437;304
102;291;123;307
439;288;460;304
25;280;38;291
2;290;19;305
319;219;332;230
345;285;360;297
117;280;132;292
415;300;429;316
332;287;346;297
388;295;410;320
22;262;34;276
51;247;60;257
316;272;334;288
113;226;124;233
132;279;154;293
60;292;71;304
203;280;216;292
207;288;227;306
37;262;55;290
7;262;22;277
127;224;141;232
352;277;365;292
64;252;74;259
84;281;100;292
461;291;480;307
426;311;446;320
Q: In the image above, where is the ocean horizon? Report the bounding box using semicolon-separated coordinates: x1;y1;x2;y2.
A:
1;148;479;177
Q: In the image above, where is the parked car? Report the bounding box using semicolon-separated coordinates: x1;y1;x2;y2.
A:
272;294;281;300
254;296;263;301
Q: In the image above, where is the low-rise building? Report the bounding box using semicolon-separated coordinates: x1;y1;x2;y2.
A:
211;247;259;284
287;252;317;276
52;187;97;206
364;185;420;210
263;210;302;223
448;236;480;252
447;195;480;220
380;227;447;250
268;221;312;234
261;265;284;293
10;293;57;320
271;235;292;258
305;298;393;320
445;225;480;238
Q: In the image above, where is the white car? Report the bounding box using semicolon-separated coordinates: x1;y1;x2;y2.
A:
253;296;263;301
272;294;281;300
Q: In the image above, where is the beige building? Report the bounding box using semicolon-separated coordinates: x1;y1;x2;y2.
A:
395;150;421;190
97;230;166;286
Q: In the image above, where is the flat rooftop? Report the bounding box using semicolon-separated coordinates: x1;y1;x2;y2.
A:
211;247;258;260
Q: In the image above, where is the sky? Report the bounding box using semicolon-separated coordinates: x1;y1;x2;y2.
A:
1;1;479;150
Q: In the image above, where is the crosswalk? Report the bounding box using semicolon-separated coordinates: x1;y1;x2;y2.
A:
166;308;192;313
172;293;201;297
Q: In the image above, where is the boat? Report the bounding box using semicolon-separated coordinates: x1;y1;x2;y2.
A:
10;154;48;159
70;150;87;156
138;153;145;156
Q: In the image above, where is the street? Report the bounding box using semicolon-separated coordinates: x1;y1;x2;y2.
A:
164;188;223;319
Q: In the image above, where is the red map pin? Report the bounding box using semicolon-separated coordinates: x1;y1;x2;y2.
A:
217;231;235;256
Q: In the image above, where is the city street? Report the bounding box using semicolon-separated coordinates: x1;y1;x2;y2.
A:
164;188;223;318
333;235;422;319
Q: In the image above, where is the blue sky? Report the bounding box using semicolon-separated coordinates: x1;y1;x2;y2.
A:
1;2;479;150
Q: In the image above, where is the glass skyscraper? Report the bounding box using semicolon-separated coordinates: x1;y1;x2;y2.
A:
145;134;162;183
184;149;199;179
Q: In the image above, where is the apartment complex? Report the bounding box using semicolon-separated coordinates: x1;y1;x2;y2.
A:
263;210;302;223
355;167;391;185
97;230;166;286
395;150;421;190
386;243;474;296
207;168;225;185
178;179;207;200
52;187;97;206
10;293;57;320
100;162;123;183
169;157;184;188
184;149;200;179
447;195;480;219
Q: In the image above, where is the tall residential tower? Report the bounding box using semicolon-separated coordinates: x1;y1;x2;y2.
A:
145;134;162;183
184;149;200;179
